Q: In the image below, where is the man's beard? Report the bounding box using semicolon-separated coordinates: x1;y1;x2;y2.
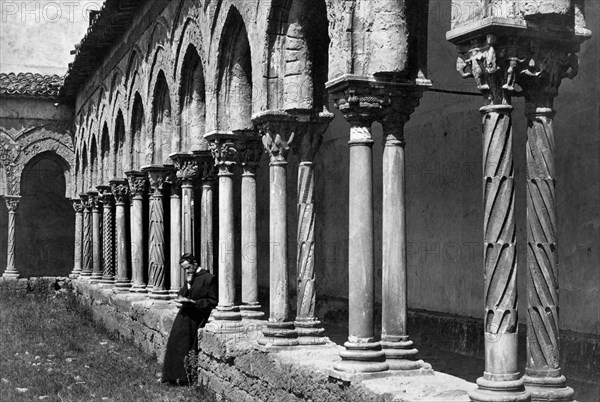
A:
186;272;195;284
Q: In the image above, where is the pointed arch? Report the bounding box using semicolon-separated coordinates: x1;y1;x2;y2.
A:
114;110;126;178
151;70;172;165
179;44;206;152
130;92;145;170
100;123;110;184
90;136;98;189
216;6;253;130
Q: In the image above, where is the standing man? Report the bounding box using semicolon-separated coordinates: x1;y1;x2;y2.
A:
162;253;218;385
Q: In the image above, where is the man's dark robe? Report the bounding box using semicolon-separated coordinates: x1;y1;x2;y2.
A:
162;269;217;384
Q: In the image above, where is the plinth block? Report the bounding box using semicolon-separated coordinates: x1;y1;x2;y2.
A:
149;290;171;300
523;375;575;402
240;303;265;320
129;285;147;293
258;321;299;347
469;374;531;402
333;341;389;373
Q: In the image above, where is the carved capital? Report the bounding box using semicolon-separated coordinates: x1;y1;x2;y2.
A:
517;42;579;110
192;150;217;182
72;198;84;213
4;195;21;212
142;165;173;197
125;170;147;199
79;193;91;210
253;111;298;163
97;185;114;206
109;179;129;204
87;191;100;212
237;135;263;173
205;131;241;175
288;110;334;162
170;153;199;183
455;35;528;105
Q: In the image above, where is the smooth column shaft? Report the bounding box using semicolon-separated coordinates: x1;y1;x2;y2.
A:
242;171;258;305
114;202;130;288
170;193;181;294
382;140;406;338
348;142;374;340
181;183;195;255
130;197;145;291
270;162;288;322
218;173;235;308
200;180;214;274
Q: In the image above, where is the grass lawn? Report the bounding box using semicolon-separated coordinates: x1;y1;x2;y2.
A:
0;279;219;401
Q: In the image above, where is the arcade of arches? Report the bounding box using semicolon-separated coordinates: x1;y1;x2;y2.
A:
1;1;598;401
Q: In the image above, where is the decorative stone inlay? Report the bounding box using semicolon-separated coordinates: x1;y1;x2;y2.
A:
97;185;115;285
88;190;103;281
79;193;93;278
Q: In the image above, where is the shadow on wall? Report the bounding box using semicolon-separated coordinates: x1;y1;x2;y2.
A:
16;153;74;277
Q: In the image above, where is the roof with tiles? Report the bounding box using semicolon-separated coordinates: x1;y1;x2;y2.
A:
0;72;64;98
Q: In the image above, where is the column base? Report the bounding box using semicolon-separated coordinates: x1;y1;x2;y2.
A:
149;289;171;300
381;336;433;372
113;279;131;292
2;269;20;279
333;341;389;374
90;272;103;280
240;303;265;320
258;321;299;347
98;277;115;286
129;284;147;293
206;306;243;334
79;271;92;279
469;373;531;402
169;290;179;298
294;318;328;345
523;374;575;402
69;268;82;279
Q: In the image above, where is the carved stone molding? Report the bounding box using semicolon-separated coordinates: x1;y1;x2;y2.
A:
170;153;199;183
109;179;129;204
236;134;263;173
288;110;334;162
142;165;173;197
87;191;100;212
4;195;21;212
125;171;147;199
192;150;217;182
72;198;84;213
97;185;113;205
205;131;241;175
253;111;297;163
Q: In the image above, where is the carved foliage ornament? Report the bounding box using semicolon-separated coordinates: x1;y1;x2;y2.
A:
126;173;147;198
4;196;20;212
110;181;129;204
72;199;84;213
209;140;238;174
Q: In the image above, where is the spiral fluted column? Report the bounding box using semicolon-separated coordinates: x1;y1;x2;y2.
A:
88;191;103;282
126;171;147;293
69;198;83;279
79;193;93;278
143;165;173;300
454;37;529;402
110;179;131;291
519;44;581;402
2;196;21;279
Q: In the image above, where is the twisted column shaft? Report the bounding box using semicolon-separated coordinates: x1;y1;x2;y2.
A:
3;196;20;279
99;187;115;284
80;194;93;278
90;192;103;281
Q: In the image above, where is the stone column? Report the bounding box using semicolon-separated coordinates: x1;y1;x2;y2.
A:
519;44;581;402
238;135;264;320
79;193;93;278
254;113;298;346
454;37;529;402
110;179;131;291
167;173;182;296
125;170;147;293
142;165;173;300
195;150;215;275
88;191;103;282
288;111;333;345
380;95;431;371
69;198;84;279
2;195;21;279
326;77;389;373
97;185;115;285
170;153;199;256
205;131;243;332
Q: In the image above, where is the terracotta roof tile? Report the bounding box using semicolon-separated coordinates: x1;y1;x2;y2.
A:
0;72;64;98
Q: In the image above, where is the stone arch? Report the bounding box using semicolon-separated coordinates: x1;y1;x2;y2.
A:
170;0;196;42
18;141;74;198
81;143;88;193
108;67;124;107
151;70;172;165
130;92;145;170
18;151;74;277
125;46;143;89
146;16;171;61
113;109;126;179
0;129;20;195
265;0;329;110
179;43;207;152
89;135;98;189
216;6;253;130
100;123;111;184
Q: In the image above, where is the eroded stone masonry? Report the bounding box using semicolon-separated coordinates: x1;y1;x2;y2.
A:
1;1;598;401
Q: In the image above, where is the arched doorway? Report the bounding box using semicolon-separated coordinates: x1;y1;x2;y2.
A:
17;152;74;276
